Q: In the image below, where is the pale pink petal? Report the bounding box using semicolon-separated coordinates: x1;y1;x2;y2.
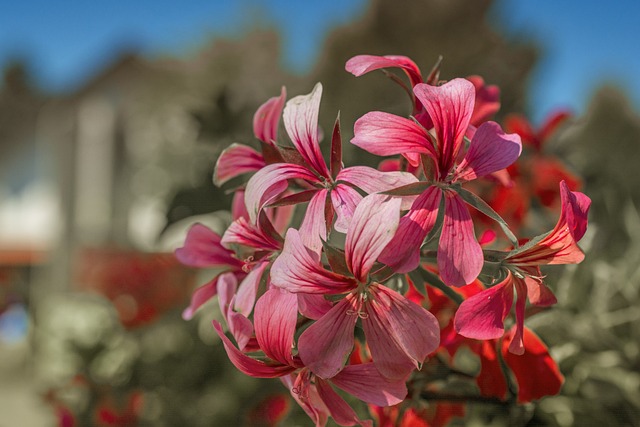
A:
245;163;319;224
271;229;357;294
351;112;436;165
217;272;238;318
213;143;266;186
438;192;483;287
331;183;363;233
379;186;441;273
253;86;286;144
337;165;419;209
234;260;269;316
283;83;330;177
414;79;475;176
299;189;329;254
298;294;359;379
254;288;298;367
331;363;407;407
454;121;522;182
175;223;243;269
345;194;401;282
222;217;281;252
298;294;334;320
363;285;440;379
316;379;373;427
454;276;514;340
212;321;294;378
345;54;423;88
182;275;220;320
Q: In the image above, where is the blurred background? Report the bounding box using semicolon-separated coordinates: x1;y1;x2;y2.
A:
1;0;639;425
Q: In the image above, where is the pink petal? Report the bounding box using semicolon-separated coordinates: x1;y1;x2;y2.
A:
175;223;243;269
508;277;528;355
453;121;522;182
379;186;441;273
282;373;330;427
351;112;436;165
213;143;265;186
254;288;298;367
298;294;359;379
298;294;334;320
271;229;357;294
253;86;286;144
283;83;330;178
217;272;238;317
222;217;282;252
337;166;419;209
212;320;294;378
182;275;220;320
345;194;401;282
226;300;255;352
299;189;329;254
559;180;591;241
438;192;483;287
245;163;319;224
231;191;249;221
363;285;440;379
316;379;373;427
331;363;407;407
454;276;514;340
345;54;423;88
414;79;475;177
467;75;501;126
234;260;269;317
331;183;363;233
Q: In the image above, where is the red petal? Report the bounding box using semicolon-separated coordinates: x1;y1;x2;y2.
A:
316;379;373;427
254;288;298;367
331;363;407;407
345;54;423;88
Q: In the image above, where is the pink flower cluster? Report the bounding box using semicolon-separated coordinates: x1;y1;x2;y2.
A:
176;54;590;426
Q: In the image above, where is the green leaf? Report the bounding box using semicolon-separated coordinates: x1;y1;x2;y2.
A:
452;186;519;247
381;181;431;197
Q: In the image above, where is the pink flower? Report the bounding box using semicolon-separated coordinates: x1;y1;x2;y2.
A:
270;194;440;379
213;288;407;427
454;181;591;353
245;83;418;253
354;79;521;286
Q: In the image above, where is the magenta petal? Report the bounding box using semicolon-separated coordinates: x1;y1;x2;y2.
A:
234;260;268;317
345;194;401;282
182;275;220;320
438;192;483;287
363;285;440;379
345;54;423;88
299;189;329;254
213;143;266;186
283;83;330;178
379;186;441;273
271;229;357;294
331;183;363;233
414;79;475;175
454;121;522;182
331;363;408;407
245;163;319;224
454;276;514;340
226;300;254;352
316;379;373;427
298;294;334;320
254;288;298;367
212;321;294;378
298;295;359;379
175;223;242;269
253;86;286;144
351;112;436;162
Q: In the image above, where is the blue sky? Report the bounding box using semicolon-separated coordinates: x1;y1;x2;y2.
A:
1;0;638;123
